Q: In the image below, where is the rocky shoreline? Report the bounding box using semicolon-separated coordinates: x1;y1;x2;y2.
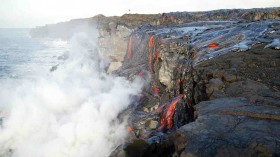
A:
30;7;280;157
176;44;280;156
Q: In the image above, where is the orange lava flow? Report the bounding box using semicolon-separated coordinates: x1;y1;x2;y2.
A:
148;35;154;47
127;36;133;59
208;43;219;48
158;94;184;130
148;35;154;72
127;126;133;132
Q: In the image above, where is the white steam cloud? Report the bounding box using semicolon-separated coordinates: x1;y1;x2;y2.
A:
0;29;142;157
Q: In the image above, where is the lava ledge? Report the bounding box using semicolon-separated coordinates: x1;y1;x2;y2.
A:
175;97;280;157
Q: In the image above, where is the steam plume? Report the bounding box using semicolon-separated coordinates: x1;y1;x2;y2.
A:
0;29;142;157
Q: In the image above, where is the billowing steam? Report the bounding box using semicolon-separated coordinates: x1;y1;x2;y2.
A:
0;29;142;157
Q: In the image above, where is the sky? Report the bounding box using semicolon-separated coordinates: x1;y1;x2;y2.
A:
0;0;280;28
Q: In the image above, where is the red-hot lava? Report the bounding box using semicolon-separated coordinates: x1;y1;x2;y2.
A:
127;36;133;59
116;28;194;156
208;43;219;48
157;94;184;130
148;35;154;72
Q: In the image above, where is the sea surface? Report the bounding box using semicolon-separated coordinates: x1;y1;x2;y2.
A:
0;28;66;80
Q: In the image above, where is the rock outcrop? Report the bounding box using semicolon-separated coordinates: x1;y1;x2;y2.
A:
176;97;280;157
175;43;280;157
29;7;280;157
110;8;280;156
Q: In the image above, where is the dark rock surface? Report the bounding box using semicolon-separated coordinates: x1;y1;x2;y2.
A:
29;7;280;157
116;20;280;156
178;43;280;157
176;97;280;157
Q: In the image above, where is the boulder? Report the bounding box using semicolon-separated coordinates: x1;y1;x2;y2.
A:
145;120;159;130
159;59;173;90
107;62;122;73
206;78;224;95
224;73;237;82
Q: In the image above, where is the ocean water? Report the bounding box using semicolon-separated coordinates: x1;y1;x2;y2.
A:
0;28;66;80
0;28;142;157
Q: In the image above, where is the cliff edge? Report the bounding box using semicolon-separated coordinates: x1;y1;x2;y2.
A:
31;7;280;157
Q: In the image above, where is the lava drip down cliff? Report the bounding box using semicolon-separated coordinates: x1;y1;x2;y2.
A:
108;12;280;155
29;7;280;157
110;23;197;156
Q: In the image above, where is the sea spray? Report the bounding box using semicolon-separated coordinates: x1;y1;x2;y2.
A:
0;30;143;157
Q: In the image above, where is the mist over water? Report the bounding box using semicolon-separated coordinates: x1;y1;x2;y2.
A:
0;29;142;157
